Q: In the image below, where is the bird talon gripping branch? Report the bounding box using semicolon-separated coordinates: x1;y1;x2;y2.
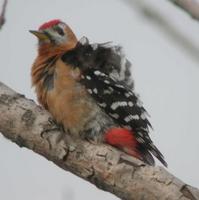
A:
30;19;167;167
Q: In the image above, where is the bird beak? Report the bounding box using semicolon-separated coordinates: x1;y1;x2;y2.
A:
29;30;49;40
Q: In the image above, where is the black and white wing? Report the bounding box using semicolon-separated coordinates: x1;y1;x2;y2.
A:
61;37;167;166
80;69;167;166
62;36;134;89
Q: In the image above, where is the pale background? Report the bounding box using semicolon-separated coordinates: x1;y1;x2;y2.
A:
0;0;199;199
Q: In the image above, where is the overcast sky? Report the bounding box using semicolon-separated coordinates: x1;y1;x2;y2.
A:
0;0;199;200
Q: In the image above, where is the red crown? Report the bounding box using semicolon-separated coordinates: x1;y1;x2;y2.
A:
39;19;61;30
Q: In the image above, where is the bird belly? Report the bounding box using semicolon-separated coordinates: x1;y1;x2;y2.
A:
46;80;113;140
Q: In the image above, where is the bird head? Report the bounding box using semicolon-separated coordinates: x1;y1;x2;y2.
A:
30;19;78;52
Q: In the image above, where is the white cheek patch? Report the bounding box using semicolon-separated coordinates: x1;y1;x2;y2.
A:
54;23;68;44
57;34;68;44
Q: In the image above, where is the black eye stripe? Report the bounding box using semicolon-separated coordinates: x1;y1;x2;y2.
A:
54;26;64;36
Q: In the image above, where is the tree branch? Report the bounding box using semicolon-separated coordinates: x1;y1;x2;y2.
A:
0;81;199;200
0;0;8;30
168;0;199;21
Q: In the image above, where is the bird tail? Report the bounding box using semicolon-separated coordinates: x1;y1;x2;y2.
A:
104;127;167;167
148;144;168;167
104;128;154;165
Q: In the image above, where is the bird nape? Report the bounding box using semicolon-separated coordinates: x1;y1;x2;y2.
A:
30;19;167;167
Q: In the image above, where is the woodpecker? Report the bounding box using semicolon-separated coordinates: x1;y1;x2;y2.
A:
30;19;167;167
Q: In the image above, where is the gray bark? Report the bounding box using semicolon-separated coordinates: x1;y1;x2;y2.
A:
0;81;199;200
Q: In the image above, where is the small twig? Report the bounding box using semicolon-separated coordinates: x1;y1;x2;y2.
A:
168;0;199;21
0;0;8;29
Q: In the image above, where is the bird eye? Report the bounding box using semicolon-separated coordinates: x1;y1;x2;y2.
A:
54;26;64;36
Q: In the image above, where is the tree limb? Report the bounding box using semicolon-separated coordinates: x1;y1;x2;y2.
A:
0;81;199;200
168;0;199;21
0;0;7;30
